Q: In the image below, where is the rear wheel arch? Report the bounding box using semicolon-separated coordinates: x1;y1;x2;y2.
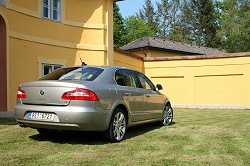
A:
166;101;171;107
104;107;128;142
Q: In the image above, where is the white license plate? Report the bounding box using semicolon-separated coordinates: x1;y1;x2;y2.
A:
28;112;54;120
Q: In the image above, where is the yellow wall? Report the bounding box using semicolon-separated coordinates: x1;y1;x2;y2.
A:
115;50;250;109
114;50;144;72
10;0;38;12
65;0;104;24
144;53;250;109
0;0;114;111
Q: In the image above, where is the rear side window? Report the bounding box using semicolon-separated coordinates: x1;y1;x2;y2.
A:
40;67;104;81
115;70;135;87
115;69;156;91
115;69;140;88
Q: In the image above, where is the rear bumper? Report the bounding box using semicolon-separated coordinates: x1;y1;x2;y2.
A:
15;104;111;131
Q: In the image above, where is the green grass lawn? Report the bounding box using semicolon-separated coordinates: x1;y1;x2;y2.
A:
0;109;249;166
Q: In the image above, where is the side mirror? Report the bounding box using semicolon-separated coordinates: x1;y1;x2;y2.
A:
156;84;163;91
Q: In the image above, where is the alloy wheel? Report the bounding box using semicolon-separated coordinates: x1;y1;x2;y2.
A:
162;105;173;126
113;112;126;141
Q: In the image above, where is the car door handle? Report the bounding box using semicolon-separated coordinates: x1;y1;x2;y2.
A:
125;93;131;97
146;94;150;97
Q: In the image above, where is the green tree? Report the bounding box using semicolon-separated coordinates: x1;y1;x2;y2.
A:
155;0;194;44
168;0;193;44
219;0;250;52
113;3;126;47
168;0;181;40
156;0;171;38
189;0;219;47
137;0;158;35
123;15;155;43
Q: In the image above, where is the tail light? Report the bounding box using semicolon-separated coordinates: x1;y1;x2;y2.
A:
61;88;99;101
17;87;26;98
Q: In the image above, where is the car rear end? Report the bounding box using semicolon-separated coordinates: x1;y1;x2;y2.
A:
14;66;110;131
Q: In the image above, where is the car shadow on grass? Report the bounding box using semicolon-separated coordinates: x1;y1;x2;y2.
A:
125;123;163;139
28;122;168;144
0;118;17;125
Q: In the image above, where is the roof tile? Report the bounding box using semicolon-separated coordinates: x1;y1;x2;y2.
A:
120;36;224;55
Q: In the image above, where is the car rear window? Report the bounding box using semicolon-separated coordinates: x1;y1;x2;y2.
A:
40;67;104;81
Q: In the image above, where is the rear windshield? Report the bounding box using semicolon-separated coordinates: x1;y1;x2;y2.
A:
40;67;104;81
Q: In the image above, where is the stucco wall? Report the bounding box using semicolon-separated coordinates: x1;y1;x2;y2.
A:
114;49;144;72
145;53;250;109
0;0;114;111
114;50;250;109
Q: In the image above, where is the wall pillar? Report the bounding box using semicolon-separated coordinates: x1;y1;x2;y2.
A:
0;15;7;112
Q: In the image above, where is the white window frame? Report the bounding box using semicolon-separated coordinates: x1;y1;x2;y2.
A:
42;0;61;22
42;63;62;77
0;0;6;6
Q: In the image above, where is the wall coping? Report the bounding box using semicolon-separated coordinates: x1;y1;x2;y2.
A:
115;49;250;62
144;52;250;62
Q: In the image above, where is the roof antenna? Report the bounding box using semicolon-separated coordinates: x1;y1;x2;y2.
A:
76;46;87;66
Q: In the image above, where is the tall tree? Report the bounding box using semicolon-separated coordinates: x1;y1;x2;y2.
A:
168;0;193;44
156;0;171;38
137;0;158;35
189;0;219;47
219;0;250;52
168;0;181;39
113;3;126;47
155;0;196;44
123;15;155;43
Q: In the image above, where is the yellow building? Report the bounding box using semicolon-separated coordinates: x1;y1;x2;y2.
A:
0;0;115;112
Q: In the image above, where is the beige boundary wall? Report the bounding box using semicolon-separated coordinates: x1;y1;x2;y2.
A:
114;50;250;109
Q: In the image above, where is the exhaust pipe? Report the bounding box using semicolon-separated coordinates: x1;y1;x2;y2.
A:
19;123;26;128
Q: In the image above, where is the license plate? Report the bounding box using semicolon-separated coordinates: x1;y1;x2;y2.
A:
28;112;54;120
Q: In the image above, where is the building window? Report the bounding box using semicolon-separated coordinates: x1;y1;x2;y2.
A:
0;0;6;6
42;0;61;22
42;63;62;76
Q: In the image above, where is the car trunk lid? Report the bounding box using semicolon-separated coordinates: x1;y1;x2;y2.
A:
19;80;80;106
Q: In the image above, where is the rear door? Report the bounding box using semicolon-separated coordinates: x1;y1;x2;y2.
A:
115;69;147;122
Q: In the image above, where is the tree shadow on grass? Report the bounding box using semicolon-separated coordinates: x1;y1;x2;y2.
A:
28;122;173;145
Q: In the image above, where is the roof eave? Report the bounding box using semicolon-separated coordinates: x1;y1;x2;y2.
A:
122;46;205;55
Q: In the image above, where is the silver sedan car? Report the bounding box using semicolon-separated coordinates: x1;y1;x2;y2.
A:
15;66;173;142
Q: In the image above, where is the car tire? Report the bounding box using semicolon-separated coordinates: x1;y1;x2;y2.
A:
103;108;127;143
160;104;173;126
37;128;58;135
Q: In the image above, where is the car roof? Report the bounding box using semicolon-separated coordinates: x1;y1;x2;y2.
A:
63;65;138;72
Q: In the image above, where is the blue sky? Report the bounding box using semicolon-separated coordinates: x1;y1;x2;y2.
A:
117;0;160;18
